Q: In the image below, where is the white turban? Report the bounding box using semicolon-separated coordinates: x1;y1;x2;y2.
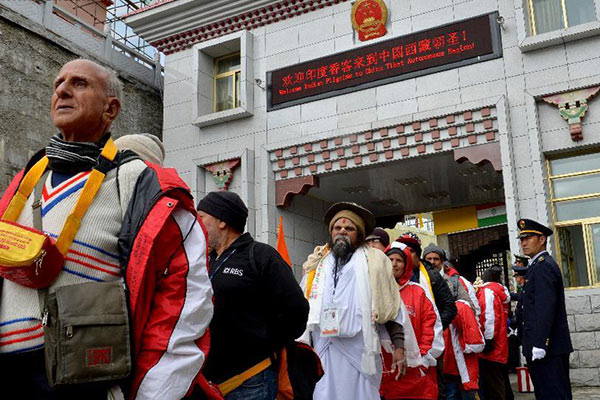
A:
114;134;165;165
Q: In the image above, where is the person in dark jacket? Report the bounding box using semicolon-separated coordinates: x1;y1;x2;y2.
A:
197;191;309;400
508;265;528;374
510;265;528;324
517;218;573;400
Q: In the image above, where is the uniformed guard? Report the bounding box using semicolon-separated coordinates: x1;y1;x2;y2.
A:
517;218;573;400
511;264;528;340
510;264;528;302
514;254;529;268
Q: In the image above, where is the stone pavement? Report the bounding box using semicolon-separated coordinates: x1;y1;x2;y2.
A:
510;373;600;399
513;387;600;399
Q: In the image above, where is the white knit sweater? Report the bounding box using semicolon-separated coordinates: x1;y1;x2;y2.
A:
0;159;146;354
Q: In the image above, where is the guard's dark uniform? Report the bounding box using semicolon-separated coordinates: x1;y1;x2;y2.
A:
517;219;573;400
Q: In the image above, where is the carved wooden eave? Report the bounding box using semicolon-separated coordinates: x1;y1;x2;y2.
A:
124;0;349;55
276;175;319;207
453;142;502;172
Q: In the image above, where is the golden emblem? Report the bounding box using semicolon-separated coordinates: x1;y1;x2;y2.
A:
519;219;526;229
351;0;388;42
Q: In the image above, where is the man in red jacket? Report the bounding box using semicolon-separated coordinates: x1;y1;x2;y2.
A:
0;59;216;400
476;266;511;400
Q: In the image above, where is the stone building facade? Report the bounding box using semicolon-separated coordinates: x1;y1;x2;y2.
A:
126;0;600;384
0;0;163;190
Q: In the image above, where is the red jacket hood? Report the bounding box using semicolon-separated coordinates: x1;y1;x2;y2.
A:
481;281;508;303
446;266;460;277
145;162;191;194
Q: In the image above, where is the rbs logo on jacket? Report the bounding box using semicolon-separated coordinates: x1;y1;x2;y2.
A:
223;267;244;276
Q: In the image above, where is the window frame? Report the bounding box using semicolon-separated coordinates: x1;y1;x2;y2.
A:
547;148;600;288
526;0;567;36
213;52;241;113
518;0;600;53
191;30;254;128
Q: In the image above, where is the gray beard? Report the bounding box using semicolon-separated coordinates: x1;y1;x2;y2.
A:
331;235;354;265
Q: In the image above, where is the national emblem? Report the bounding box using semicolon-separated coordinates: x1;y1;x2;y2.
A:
351;0;388;42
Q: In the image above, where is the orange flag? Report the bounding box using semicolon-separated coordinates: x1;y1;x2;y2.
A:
277;216;292;268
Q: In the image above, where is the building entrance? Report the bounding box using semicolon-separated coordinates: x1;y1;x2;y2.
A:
280;148;510;282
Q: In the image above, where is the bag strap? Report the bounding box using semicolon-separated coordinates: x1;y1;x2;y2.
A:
2;156;49;222
217;357;272;396
31;170;50;232
33;172;50;319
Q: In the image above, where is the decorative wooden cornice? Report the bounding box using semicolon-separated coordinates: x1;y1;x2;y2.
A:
124;0;349;55
268;106;498;181
276;175;319;207
453;142;502;171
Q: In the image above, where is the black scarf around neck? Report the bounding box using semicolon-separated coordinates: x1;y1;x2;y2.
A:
45;133;111;174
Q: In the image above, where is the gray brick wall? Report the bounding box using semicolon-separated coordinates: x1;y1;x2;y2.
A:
567;288;600;386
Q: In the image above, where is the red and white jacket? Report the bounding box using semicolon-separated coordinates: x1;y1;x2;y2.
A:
0;153;220;400
476;282;510;364
443;300;485;391
381;245;443;400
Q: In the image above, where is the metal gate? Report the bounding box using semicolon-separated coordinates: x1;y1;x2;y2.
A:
475;250;510;288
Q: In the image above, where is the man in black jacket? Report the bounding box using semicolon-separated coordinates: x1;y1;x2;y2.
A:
197;191;309;400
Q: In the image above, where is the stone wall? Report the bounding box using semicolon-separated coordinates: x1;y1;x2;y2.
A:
0;12;162;192
566;288;600;386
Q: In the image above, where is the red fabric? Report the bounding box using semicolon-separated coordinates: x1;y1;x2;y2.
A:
380;281;438;400
443;301;484;391
125;168;218;399
0;170;23;217
477;282;509;364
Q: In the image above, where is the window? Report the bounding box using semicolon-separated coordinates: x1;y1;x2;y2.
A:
548;151;600;287
214;53;241;112
527;0;596;35
192;30;253;128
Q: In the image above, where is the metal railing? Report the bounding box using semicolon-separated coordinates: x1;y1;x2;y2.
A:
1;0;162;89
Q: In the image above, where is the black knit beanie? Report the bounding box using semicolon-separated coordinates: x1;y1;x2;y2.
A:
197;191;248;233
482;265;502;283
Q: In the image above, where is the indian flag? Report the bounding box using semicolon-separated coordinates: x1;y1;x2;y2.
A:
477;203;507;227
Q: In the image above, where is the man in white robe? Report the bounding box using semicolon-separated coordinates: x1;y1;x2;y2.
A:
300;202;407;400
